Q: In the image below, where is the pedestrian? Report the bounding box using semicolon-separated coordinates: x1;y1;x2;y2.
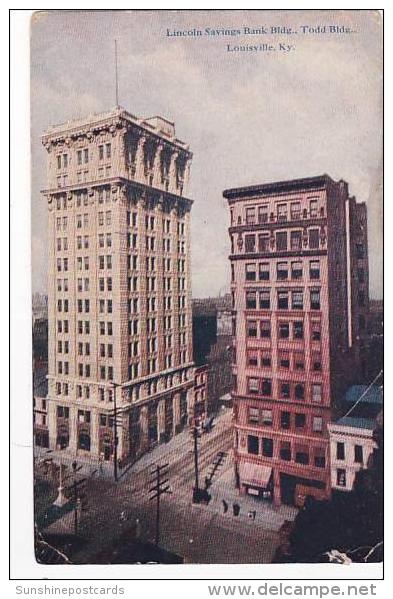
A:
135;518;141;540
222;499;228;514
233;502;240;516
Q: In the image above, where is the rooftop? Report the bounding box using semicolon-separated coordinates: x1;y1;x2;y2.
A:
223;174;343;200
42;106;191;153
344;385;383;406
335;416;376;431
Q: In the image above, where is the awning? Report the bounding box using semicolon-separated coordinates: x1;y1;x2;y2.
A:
239;462;272;488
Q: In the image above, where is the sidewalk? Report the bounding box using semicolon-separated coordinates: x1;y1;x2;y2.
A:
34;407;234;482
201;451;298;533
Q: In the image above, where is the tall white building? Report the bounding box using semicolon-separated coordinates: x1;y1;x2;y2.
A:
40;107;198;464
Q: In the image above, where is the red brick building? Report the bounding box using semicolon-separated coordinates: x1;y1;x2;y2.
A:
224;175;368;506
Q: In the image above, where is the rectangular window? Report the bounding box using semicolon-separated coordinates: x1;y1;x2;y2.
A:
292;291;304;310
295;413;306;428
260;320;271;338
354;445;363;464
278;322;289;339
246;290;257;309
280;382;290;399
291;261;303;279
337;442;345;460
310;289;321;310
248;377;259;395
310;260;320;280
259;263;269;281
294;384;305;400
245;263;256;281
290;202;301;220
258;205;269;223
261;351;271;367
245;235;256;253
337;469;346;487
259;290;270;310
279;351;290;369
247;320;257;337
311;320;321;341
280;441;291;461
311;383;322;403
314;448;326;469
245;206;256;225
276;232;287;251
262;410;273;425
247;435;259;455
262;438;273;458
309;199;318;218
261;379;272;397
281;412;291;430
247;349;258;367
277;291;289;310
295;447;309;465
248;407;259;424
293;351;305;370
258;233;270;252
313;416;323;432
293;320;304;339
312;352;322;371
290;231;302;251
277;204;287;222
309;229;320;249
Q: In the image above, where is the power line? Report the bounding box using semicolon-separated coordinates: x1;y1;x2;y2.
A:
341;370;383;419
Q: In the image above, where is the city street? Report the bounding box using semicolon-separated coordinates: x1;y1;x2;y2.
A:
37;409;296;563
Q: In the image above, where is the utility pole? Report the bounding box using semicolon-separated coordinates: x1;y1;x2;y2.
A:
192;426;201;503
68;461;86;536
148;463;171;547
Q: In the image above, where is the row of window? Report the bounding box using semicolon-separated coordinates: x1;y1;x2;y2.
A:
232;199;322;226
246;377;323;402
56;315;188;338
246;318;321;341
246;434;326;468
248;406;323;432
234;229;322;254
244;260;320;282
246;348;322;372
245;288;321;311
56;145;111;171
336;441;364;463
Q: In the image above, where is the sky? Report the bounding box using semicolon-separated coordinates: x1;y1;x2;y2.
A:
31;9;383;299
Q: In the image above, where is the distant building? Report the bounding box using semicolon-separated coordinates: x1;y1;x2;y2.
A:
193;365;209;424
33;362;49;448
192;295;233;413
328;384;382;492
33;317;48;363
225;174;369;506
367;299;383;337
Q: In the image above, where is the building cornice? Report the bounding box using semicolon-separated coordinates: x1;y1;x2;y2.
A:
41;176;193;210
41;107;192;158
223;174;337;202
228;249;328;261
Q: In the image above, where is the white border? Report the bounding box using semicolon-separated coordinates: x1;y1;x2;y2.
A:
9;2;387;587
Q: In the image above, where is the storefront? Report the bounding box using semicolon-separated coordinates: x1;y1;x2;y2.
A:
238;461;273;500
